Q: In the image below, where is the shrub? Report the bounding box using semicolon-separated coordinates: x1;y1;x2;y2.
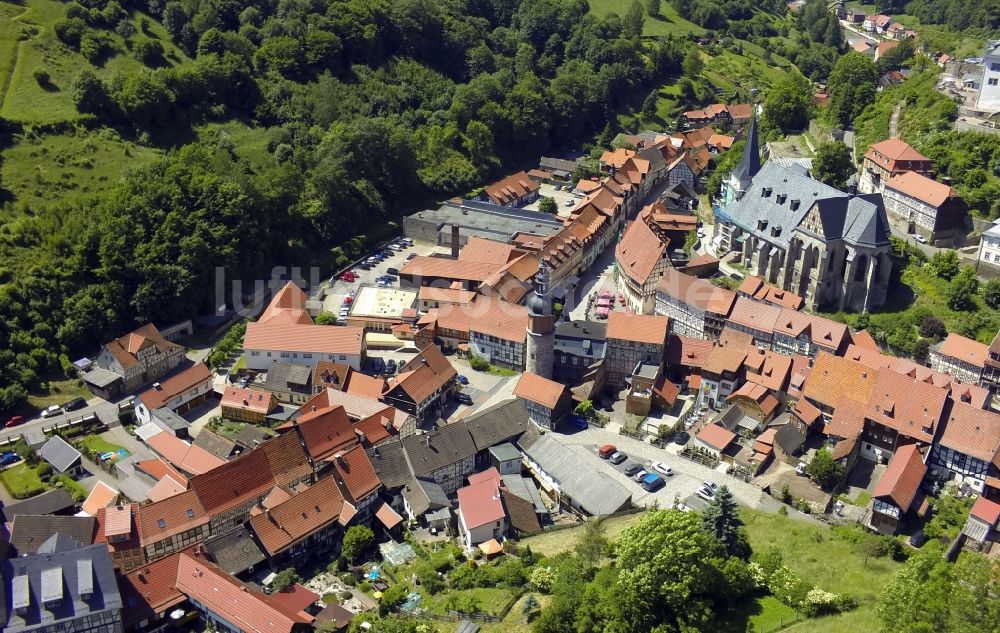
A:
529;566;555;593
469;355;490;371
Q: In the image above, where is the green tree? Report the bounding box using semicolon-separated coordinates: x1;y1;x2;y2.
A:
641;89;658;119
827;52;879;128
683;47;704;77
805;448;844;491
342;525;374;563
947;267;979;311
876;547;954;632
538;197;557;214
702;486;750;559
575;519;609;568
927;250;961;280
134;37;164;65
647;0;660;16
378;583;408;616
683;229;698;255
761;74;811;133
271;567;300;593
522;593;540;616
811;141;855;189
984;278;1000;309
315;311;338;325
623;0;645;38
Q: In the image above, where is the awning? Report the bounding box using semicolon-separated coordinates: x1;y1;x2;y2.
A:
375;502;403;530
478;539;503;556
737;415;760;431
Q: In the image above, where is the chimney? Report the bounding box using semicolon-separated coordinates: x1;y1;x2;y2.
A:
848;182;858;197
451;225;460;258
424;435;432;448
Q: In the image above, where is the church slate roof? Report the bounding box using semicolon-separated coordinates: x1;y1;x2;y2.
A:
724;161;889;250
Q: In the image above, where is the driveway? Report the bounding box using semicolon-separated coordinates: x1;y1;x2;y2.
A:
0;398;120;442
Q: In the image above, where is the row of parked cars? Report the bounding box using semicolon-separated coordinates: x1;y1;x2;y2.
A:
3;398;87;428
599;444;674;492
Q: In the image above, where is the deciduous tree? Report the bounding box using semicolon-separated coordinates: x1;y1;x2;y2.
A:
811;141;855;189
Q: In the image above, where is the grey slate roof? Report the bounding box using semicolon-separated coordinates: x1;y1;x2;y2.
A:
520;435;631;516
9;515;96;555
732;115;760;184
263;362;313;391
369;439;413;489
231;424;270;450
539;156;583;174
524;435;632;516
555;320;608;359
2;541;121;633
501;474;548;516
203;526;267;575
402;424;477;476
489;443;522;463
38;435;81;474
463;399;530;452
151;407;191;432
193;429;237;459
724;161;889;249
4;490;76;519
402;476;450;517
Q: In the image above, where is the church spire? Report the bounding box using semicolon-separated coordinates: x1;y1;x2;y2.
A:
732;113;760;192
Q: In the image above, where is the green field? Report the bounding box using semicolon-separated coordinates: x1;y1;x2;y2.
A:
25;377;91;409
586;0;706;36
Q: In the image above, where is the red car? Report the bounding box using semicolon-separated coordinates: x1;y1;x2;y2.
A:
339;272;356;282
342;296;353;304
4;415;25;428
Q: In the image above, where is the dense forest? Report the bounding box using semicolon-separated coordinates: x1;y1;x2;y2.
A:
0;0;694;412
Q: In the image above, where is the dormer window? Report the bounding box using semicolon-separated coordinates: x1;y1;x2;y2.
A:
762;187;772;197
790;199;800;211
776;193;787;204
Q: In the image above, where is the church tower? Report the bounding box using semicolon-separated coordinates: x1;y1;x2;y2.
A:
525;260;555;379
722;114;761;206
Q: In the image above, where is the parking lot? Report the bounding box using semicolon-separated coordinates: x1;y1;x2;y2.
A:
525;182;584;218
558;425;782;512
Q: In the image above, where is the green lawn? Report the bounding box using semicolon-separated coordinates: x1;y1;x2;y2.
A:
0;462;46;499
26;377;91;409
586;0;705;36
76;435;126;457
519;512;647;557
53;474;88;502
424;587;516;616
713;595;801;633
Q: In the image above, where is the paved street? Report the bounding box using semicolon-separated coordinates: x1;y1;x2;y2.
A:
0;397;119;442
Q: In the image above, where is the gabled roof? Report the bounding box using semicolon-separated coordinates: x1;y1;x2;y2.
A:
101;323;181;369
664;335;714;369
728;297;781;334
38;435;81;474
81;481;119;516
4;489;75;518
970;496;1000;526
696;423;737;451
885;171;960;208
824;396;867;439
174;553;314;632
137;362;213;411
467;299;530;343
802;352;877;409
402;423;477;476
189;447;276;515
864;138;930;170
744;349;792;392
203;525;267;576
615;214;668;285
384;344;457;405
937;332;989;367
221;386;277;414
464;398;531;452
864;370;948;443
704;344;748;376
727;382;779;416
192;429;237;460
368;439;413;489
248;476;346;557
520;435;631;515
9;515;96;555
606;312;669;346
146;431;226;475
514;372;567;409
259;282;312;326
134;458;188;486
402;476;450;517
137;490;208;545
873;443;925;511
312;361;352;390
483;171;540;205
331;444;381;502
146;475;188;502
260;429;313;487
119;550;186;628
938;400;1000;465
656;268;737;315
458;478;505;529
290;405;355;461
243;322;364;356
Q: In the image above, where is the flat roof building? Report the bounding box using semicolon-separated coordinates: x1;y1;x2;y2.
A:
346;285;418;332
403;200;564;247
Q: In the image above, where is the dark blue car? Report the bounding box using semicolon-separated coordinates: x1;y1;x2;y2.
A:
567;416;588;431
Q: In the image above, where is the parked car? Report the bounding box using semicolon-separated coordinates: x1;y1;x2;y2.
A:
371;358;385;374
456;375;469;385
387;267;399;276
599;444;617;459
400;237;414;246
41;405;62;419
609;451;627;465
3;415;25;428
651;462;673;477
63;397;87;412
358;262;372;271
703;481;718;491
456;392;473;405
339;272;356;282
0;451;20;467
795;462;808;476
623;462;643;477
386;359;397;374
696;486;716;501
632;469;649;482
342;296;353;305
641;473;665;492
915;234;927;244
388;244;403;251
406;252;417;260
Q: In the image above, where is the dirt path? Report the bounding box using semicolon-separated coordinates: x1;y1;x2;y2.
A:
0;5;33;114
889;101;902;138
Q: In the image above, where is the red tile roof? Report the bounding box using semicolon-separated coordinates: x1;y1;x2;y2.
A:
331;444;381;502
81;481;119;516
792;396;823;427
175;553;314;632
137;490;208;545
457;478;505;529
696;423;737;451
615;214;667;285
374;501;403;530
467;299;529;342
938;333;989;367
851;329;880;352
606;312;669;346
865;370;948;443
513;372;566;409
824;397;867;439
146;432;226;475
703;345;748;375
135;458;188;486
802;352;876;409
189;448;276;515
744;349;792;392
221;386;277;414
102;323;182;369
385;344;456;405
885;171;960;208
727;382;779;416
271;583;320;615
259;282;313;326
864;138;930;173
401;256;504;283
459;236;522;265
664;335;714;368
137;362;213;411
656;268;736;316
244;322;364;356
119;551;186;628
728;297;781;334
261;430;313;487
312;362;351;390
249;476;346;556
483;171;540;206
146;475;188;502
291;405;355;461
970;496;1000;525
873;444;925;511
938;401;1000;466
469;467;501;486
93;503;141;553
